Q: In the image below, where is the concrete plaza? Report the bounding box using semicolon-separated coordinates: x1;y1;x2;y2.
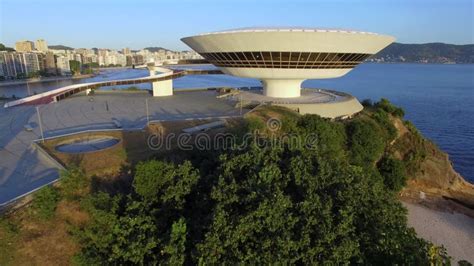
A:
0;91;241;206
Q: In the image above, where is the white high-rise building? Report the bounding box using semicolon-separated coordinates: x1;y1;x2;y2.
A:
20;53;42;75
74;54;82;64
35;39;48;53
122;47;131;55
116;54;127;66
15;40;35;52
56;56;71;75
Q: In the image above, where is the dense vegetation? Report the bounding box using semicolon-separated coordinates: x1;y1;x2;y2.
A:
372;42;474;63
69;60;81;75
143;47;172;53
1;99;452;264
0;43;15;52
32;186;61;220
21;100;448;264
48;45;74;50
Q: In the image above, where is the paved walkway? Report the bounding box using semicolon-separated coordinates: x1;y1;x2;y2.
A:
238;88;348;104
0;91;241;206
3;69;223;108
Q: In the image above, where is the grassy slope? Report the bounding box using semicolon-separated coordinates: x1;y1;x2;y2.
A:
0;201;86;265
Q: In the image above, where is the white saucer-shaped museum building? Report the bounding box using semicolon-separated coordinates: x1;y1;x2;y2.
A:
181;27;395;98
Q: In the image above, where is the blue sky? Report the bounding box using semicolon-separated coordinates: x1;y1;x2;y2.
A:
0;0;472;50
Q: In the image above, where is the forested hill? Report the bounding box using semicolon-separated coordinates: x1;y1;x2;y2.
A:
3;100;473;264
144;47;171;52
370;42;474;64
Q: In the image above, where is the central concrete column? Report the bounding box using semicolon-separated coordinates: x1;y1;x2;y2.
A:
152;79;173;97
261;79;303;98
147;65;173;97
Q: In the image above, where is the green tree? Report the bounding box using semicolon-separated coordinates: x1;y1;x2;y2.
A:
82;67;93;75
75;193;158;264
372;108;398;142
133;160;199;207
375;98;405;118
428;244;451;266
0;43;14;51
163;218;187;265
74;193;159;264
73;107;436;264
244;116;265;132
361;98;373;107
297;114;346;158
60;167;89;200
198;144;360;264
83;62;99;68
196;136;430;264
378;156;407;191
75;161;199;264
346;118;386;166
69;60;81;75
16;73;26;79
33;185;60;219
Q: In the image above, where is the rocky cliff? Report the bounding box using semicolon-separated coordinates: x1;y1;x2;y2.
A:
391;118;474;217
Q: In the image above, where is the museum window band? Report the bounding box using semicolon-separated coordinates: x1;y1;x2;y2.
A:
200;52;372;69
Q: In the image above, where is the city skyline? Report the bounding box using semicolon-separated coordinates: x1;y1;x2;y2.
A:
1;0;473;50
0;38;202;80
10;38;188;52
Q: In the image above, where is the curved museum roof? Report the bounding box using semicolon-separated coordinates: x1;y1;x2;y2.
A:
197;27;380;36
181;27;395;55
181;27;395;98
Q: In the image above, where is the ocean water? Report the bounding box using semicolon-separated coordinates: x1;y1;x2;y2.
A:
0;68;152;97
1;64;472;182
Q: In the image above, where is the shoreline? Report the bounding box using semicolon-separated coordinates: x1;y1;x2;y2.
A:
0;67;135;87
0;74;95;87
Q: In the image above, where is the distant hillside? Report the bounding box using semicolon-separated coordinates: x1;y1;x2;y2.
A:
0;43;15;52
21;43;474;64
48;45;74;50
371;42;474;64
144;47;171;53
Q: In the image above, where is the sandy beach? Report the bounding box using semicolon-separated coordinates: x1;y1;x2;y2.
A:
404;202;474;263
